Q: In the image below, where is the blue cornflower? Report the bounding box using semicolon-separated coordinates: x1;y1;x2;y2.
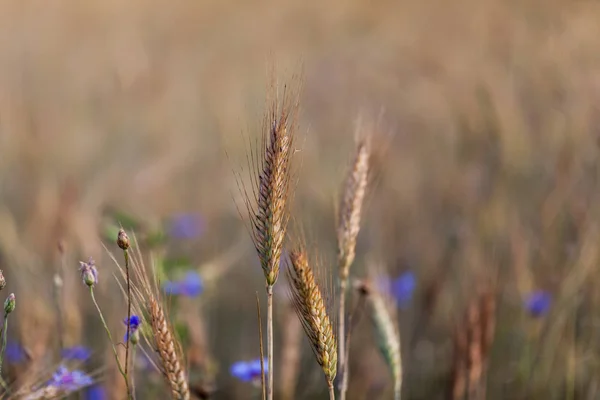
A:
84;384;106;400
48;365;93;392
391;271;416;308
230;358;267;383
168;213;205;240
123;315;141;343
524;290;552;317
163;271;203;297
62;346;92;362
5;342;26;363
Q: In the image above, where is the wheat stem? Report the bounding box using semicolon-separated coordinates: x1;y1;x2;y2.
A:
338;279;347;399
329;383;336;400
267;284;274;400
256;292;266;400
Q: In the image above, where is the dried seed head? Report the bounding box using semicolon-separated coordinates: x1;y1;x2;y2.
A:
0;270;6;291
117;228;130;250
4;293;15;314
149;297;190;399
337;136;370;281
287;248;337;385
239;81;301;287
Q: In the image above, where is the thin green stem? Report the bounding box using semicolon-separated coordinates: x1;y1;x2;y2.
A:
131;344;137;400
0;313;8;375
53;251;66;352
338;277;348;400
89;287;131;399
267;284;274;400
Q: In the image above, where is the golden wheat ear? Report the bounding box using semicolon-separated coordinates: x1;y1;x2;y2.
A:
286;246;337;397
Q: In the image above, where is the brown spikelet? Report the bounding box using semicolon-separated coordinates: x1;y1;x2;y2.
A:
287;248;337;388
150;297;190;400
241;79;300;286
448;287;496;400
337;132;370;281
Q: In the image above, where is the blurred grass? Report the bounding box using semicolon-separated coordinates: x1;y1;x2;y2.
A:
0;0;600;398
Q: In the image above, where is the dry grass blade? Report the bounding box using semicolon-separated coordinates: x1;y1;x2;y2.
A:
286;247;337;394
356;278;402;400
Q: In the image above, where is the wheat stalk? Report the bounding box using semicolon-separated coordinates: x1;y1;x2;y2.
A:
337;126;371;400
236;75;301;400
287;247;337;399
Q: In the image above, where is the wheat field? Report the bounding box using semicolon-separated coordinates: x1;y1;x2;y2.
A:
0;0;599;399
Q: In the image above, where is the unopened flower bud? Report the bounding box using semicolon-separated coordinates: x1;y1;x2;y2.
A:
4;293;15;314
0;270;6;291
79;258;98;288
117;229;130;250
130;329;140;345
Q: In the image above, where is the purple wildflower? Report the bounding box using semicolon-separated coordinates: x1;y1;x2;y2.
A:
168;213;204;240
524;290;552;317
48;365;93;392
5;342;26;363
391;271;416;308
230;358;267;383
163;271;203;297
62;346;92;362
84;384;106;400
123;315;141;343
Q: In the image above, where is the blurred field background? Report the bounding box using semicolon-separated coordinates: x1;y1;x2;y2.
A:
1;0;600;398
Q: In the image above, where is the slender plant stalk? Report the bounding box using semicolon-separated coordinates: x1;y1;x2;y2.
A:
338;279;348;394
329;383;335;400
89;287;131;398
266;285;274;400
256;292;266;400
53;243;66;352
0;313;8;375
124;249;131;378
131;344;137;400
117;229;133;388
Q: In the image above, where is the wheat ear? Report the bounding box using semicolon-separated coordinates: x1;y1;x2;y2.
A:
149;297;190;400
237;76;301;400
337;129;370;400
357;280;402;400
287;248;337;399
